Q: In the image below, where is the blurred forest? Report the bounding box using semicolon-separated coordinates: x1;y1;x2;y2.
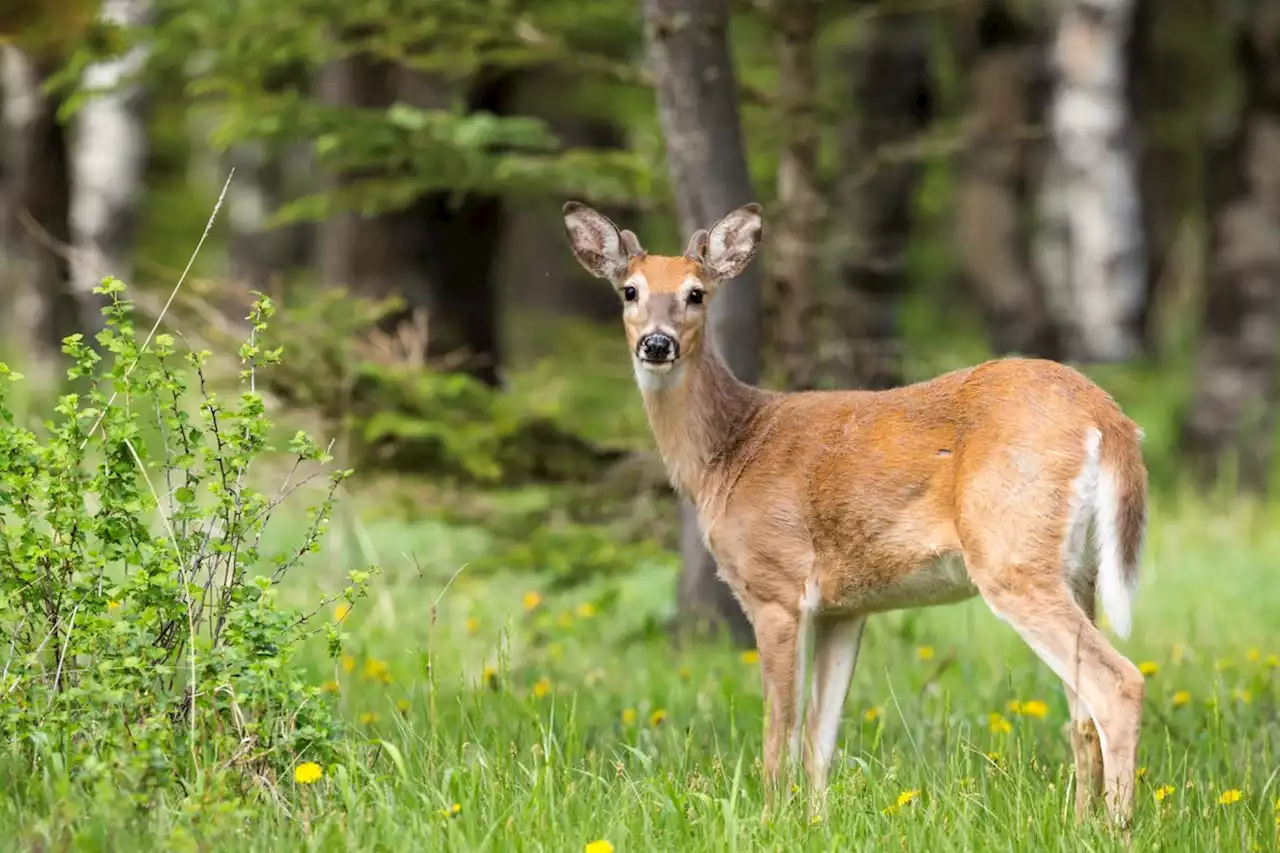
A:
1;0;1278;642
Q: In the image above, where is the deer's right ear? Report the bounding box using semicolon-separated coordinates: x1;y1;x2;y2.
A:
563;201;631;281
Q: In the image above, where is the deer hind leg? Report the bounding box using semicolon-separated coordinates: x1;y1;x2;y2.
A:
802;615;865;818
1064;565;1106;822
974;569;1144;829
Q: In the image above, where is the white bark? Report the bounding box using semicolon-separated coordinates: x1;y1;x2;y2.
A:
0;46;48;345
1034;0;1146;362
69;0;151;294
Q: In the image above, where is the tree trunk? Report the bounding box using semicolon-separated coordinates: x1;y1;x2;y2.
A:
1127;0;1216;356
768;0;822;390
1033;0;1146;364
951;0;1061;358
641;0;758;645
314;50;404;314
826;10;934;390
0;46;82;382
1180;1;1280;494
68;0;149;304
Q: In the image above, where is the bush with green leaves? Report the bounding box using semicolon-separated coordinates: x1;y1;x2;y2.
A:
0;278;374;802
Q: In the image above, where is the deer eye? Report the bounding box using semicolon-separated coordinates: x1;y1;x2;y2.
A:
687;288;704;306
622;285;637;302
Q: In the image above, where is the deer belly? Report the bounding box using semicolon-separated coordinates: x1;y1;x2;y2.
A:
845;553;979;614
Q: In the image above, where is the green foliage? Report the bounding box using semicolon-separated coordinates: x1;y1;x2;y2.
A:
258;290;627;485
0;280;375;809
147;0;656;219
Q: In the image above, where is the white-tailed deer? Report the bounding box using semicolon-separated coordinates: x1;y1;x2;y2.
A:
562;201;1148;827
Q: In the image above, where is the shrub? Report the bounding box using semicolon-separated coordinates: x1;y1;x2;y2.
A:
0;279;373;805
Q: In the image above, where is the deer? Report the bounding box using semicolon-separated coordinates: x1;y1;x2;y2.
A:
561;200;1149;828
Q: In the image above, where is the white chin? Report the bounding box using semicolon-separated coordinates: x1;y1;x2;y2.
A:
633;358;682;391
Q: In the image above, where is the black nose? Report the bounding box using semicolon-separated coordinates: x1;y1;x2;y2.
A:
639;333;677;361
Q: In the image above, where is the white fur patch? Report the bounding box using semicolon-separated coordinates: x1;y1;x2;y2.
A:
1062;428;1102;581
790;580;821;764
1095;464;1134;639
806;617;865;785
843;553;977;614
632;358;685;393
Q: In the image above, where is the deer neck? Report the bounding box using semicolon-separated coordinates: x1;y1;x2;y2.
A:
637;338;767;500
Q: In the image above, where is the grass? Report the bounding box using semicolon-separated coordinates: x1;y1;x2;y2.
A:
3;310;1279;850
7;490;1278;850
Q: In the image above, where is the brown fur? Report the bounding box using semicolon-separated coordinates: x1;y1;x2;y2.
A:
562;201;1149;829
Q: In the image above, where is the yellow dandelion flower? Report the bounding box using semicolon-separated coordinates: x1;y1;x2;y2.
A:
575;602;597;619
106;600;121;612
359;711;379;724
677;666;692;680
1136;767;1148;780
1020;699;1049;719
896;789;920;807
465;616;480;634
863;706;882;723
293;761;323;784
1231;688;1253;704
341;654;355;673
987;713;1012;735
1172;689;1191;708
621;708;637;725
532;677;552;698
1006;700;1022;714
523;591;542;611
396;699;410;713
482;665;498;684
439;802;462;819
1219;789;1243;806
649;708;668;727
1154;784;1176;802
916;646;935;662
320;679;340;694
1264;653;1279;669
584;842;615;853
985;751;1001;764
1247;648;1261;663
333;603;350;624
1138;661;1159;677
740;650;760;665
1215;658;1235;672
362;658;392;684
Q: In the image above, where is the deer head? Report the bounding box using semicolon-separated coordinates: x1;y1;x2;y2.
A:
562;201;764;387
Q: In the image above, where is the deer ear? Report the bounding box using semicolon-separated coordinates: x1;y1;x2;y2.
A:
563;201;631;281
702;203;763;280
684;228;709;262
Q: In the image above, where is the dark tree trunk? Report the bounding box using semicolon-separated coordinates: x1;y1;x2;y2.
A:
0;47;92;382
768;0;822;390
316;52;509;388
949;0;1060;359
828;9;935;390
399;69;516;389
641;0;758;646
1180;1;1280;493
315;50;404;310
1127;0;1215;357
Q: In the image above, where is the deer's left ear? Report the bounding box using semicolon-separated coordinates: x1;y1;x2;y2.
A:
563;201;634;281
702;203;764;281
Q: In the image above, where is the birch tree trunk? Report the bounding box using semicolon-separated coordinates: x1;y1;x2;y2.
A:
1180;0;1280;494
951;0;1061;358
641;0;758;645
68;0;150;306
1033;0;1146;363
768;0;822;390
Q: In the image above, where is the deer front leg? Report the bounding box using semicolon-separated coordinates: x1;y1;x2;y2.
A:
803;615;865;817
754;601;804;819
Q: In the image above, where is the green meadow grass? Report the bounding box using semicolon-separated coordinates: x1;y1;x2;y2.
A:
2;313;1278;851
6;489;1278;851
